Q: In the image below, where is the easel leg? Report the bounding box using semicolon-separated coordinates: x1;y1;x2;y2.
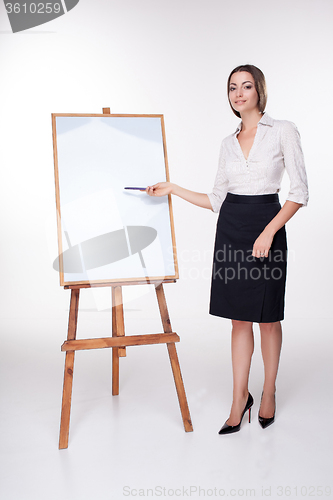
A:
167;342;193;432
111;286;126;396
59;289;80;449
155;284;193;432
112;347;119;396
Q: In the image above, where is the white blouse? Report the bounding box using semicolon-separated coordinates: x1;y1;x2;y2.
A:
207;113;309;213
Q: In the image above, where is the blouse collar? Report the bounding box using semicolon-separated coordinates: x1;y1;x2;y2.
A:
235;112;274;134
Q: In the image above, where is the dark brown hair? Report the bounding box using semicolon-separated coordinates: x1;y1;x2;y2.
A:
227;64;267;118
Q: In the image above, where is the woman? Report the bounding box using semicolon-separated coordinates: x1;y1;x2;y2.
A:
146;64;308;434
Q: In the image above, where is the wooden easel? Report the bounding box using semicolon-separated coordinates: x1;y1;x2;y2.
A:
58;107;192;449
59;280;193;449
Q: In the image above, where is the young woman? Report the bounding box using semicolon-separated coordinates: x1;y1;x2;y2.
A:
146;64;308;434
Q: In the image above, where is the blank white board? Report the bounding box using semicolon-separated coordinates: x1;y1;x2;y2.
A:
52;113;178;286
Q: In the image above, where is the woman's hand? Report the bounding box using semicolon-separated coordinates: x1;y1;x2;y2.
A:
252;229;275;258
146;182;174;197
252;200;303;258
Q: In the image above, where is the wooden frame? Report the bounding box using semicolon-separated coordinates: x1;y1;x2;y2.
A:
51;112;179;286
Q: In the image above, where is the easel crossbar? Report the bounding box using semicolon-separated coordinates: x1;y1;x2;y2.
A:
61;333;180;351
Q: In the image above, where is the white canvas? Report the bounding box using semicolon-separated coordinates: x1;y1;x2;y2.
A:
54;115;177;284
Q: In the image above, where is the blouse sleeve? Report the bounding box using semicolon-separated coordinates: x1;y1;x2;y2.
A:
281;121;309;207
207;140;229;213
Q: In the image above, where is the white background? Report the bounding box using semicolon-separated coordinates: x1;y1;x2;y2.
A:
0;0;331;319
0;1;332;499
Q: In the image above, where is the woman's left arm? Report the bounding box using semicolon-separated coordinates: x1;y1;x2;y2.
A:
252;201;302;258
253;120;309;258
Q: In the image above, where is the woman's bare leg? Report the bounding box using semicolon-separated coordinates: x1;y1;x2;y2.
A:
259;321;282;418
226;320;254;426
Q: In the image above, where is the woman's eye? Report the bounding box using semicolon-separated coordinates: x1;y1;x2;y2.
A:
230;88;236;91
245;85;252;89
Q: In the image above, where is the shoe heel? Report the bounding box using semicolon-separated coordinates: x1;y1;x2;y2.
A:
248;406;251;423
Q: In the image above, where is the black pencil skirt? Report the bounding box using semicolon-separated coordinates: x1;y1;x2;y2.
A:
209;193;287;323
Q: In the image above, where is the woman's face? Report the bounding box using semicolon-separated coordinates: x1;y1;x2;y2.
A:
228;71;259;115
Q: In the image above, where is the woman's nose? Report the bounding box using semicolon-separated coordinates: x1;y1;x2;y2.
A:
236;88;243;97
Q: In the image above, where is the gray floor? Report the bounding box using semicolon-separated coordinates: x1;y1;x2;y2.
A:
0;313;331;500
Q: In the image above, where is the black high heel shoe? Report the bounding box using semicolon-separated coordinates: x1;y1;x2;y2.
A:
218;393;254;435
258;392;275;429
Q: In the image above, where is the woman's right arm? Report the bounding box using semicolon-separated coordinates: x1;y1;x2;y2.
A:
146;182;213;210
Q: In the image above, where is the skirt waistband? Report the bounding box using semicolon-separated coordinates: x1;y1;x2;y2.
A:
225;193;279;204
